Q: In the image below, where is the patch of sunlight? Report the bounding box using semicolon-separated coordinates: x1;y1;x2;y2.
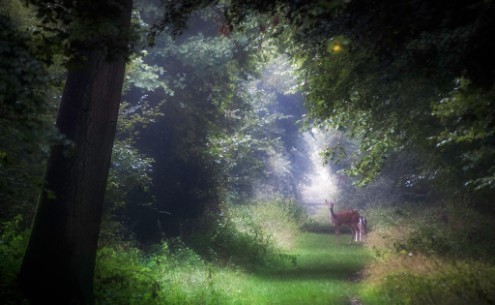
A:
299;130;340;205
209;232;372;305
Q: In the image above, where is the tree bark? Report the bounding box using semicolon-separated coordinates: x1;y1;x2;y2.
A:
19;1;132;304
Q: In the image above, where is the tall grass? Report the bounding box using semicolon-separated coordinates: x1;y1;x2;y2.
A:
185;199;303;269
360;203;495;305
94;199;373;305
94;241;226;305
94;232;372;305
94;199;306;304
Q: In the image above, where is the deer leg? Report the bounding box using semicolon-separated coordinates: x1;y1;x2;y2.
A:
352;225;360;243
349;226;355;244
358;222;363;242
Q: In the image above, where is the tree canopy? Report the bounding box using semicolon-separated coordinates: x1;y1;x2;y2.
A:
269;0;495;193
1;0;494;304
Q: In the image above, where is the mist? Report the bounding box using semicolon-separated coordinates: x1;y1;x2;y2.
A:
5;2;495;305
298;130;339;206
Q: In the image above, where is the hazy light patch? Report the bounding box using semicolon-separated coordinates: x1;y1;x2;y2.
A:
267;147;291;177
250;149;292;202
299;129;339;205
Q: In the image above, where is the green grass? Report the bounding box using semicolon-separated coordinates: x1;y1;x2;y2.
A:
210;232;372;305
94;203;373;305
93;203;495;305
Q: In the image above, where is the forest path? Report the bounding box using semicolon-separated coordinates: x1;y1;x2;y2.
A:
216;232;372;305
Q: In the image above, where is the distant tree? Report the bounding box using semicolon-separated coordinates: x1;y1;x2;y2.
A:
121;8;296;240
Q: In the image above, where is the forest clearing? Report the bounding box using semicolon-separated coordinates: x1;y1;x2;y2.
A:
1;0;495;304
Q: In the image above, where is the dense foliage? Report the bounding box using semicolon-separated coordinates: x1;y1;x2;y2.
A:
285;0;495;195
106;6;307;243
0;6;57;223
1;0;495;304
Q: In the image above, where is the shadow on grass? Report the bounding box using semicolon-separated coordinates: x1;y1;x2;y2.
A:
300;223;355;235
254;232;369;282
256;264;362;282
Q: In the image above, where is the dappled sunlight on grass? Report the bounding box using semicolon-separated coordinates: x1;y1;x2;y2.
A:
146;231;373;305
284;233;370;277
95;205;373;305
214;275;353;305
246;201;301;251
210;232;373;305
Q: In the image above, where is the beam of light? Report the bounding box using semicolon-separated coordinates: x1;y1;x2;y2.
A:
299;129;339;210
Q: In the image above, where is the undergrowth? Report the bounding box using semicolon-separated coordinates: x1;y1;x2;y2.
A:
94;241;223;305
185;199;303;269
0;199;305;305
94;199;304;305
360;202;495;305
299;203;332;233
0;215;29;305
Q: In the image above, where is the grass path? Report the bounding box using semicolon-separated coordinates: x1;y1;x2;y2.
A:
214;232;373;305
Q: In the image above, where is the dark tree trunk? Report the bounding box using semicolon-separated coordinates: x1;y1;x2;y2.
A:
19;1;132;304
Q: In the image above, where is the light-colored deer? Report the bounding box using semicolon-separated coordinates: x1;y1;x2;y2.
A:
325;199;362;243
356;215;367;242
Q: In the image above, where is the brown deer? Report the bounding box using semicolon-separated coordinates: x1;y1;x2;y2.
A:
325;199;361;243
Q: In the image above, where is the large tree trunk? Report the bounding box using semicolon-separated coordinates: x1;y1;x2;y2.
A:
19;1;132;304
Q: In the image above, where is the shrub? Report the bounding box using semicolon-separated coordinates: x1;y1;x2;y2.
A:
94;243;164;305
186;199;300;269
94;240;224;305
361;204;495;305
369;262;495;305
0;215;30;305
396;205;495;262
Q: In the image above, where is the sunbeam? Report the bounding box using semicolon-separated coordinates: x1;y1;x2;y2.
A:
299;129;339;212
